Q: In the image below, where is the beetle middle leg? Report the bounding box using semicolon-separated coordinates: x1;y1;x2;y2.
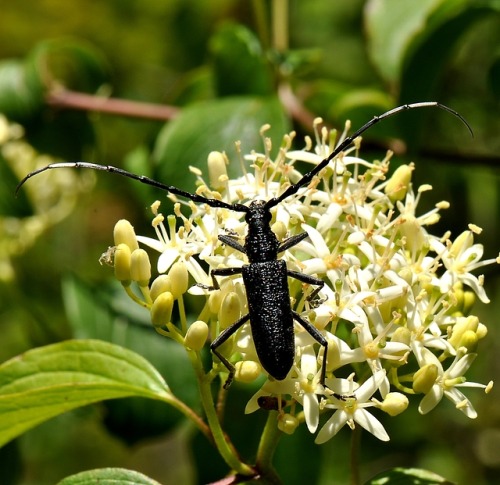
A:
287;270;324;303
211;312;250;388
198;263;247;387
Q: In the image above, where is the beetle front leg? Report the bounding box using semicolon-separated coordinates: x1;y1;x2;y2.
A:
197;266;243;291
211;313;250;388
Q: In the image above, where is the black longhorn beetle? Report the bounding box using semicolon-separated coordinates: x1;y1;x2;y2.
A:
16;102;472;391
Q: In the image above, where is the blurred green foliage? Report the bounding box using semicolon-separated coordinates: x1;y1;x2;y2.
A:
1;1;500;484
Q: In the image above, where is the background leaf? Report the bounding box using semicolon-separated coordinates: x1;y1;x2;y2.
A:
56;467;163;485
153;95;290;190
61;276;200;444
210;23;273;96
0;339;171;447
365;466;455;484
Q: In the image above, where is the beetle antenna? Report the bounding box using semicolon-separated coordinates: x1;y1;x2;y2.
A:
266;102;472;209
16;160;249;213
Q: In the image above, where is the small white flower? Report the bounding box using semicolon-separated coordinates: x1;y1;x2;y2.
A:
316;370;389;443
414;346;488;418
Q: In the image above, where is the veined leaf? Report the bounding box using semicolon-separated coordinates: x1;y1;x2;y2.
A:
56;467;163;485
365;467;455;484
0;339;171;447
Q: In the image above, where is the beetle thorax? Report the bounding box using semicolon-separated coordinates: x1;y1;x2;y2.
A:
244;201;279;263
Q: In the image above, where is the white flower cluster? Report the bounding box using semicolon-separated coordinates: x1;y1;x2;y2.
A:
111;121;496;443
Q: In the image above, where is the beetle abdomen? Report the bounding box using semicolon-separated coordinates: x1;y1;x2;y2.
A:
242;260;294;380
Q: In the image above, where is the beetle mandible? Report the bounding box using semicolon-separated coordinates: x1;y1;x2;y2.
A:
16;102;472;390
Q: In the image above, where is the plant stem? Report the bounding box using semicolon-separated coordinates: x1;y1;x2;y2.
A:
47;88;180;120
189;349;255;477
255;411;283;484
272;0;289;52
350;426;361;485
252;0;270;49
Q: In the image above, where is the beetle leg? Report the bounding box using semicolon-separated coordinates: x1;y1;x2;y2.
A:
292;311;353;401
211;313;251;388
218;234;246;253
197;266;243;291
287;270;324;301
278;232;308;253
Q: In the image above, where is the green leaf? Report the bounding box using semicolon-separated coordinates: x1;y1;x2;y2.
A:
56;467;163;485
0;59;44;121
26;38;110;93
365;0;451;83
61;277;200;443
397;3;496;146
153;95;289;191
365;467;456;485
0;339;171;447
210;23;273;96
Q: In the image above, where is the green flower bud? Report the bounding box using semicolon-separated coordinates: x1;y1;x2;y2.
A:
413;364;438;394
169;261;189;299
234;360;261;383
271;221;287;241
462;291;476;314
130;249;151;286
326;338;340;372
278;413;299;435
460;330;479;352
399;215;426;253
219;291;241;329
449;316;479;349
391;326;411;346
380;392;409;416
114;243;131;283
385;164;413;202
208;151;227;190
151;291;174;328
113;219;139;250
150;275;172;301
476;323;488;339
185;320;209;351
449;231;473;258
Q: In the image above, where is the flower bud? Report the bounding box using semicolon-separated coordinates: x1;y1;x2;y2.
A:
234;360;261;383
449;316;479;350
208;289;223;314
391;326;411;346
114;243;132;283
150;275;172;301
413;364;438;394
399;215;426;253
130;249;151;286
326;338;341;372
271;221;287;241
219;291;241;329
169;261;189;299
113;219;139;250
449;231;473;258
460;330;479;352
151;291;174;328
462;291;476;314
278;413;300;435
185;320;209;351
385;164;413;202
208;151;227;190
476;323;488;340
380;392;409;416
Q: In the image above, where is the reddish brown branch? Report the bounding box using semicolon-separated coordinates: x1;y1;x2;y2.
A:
46;88;180;121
